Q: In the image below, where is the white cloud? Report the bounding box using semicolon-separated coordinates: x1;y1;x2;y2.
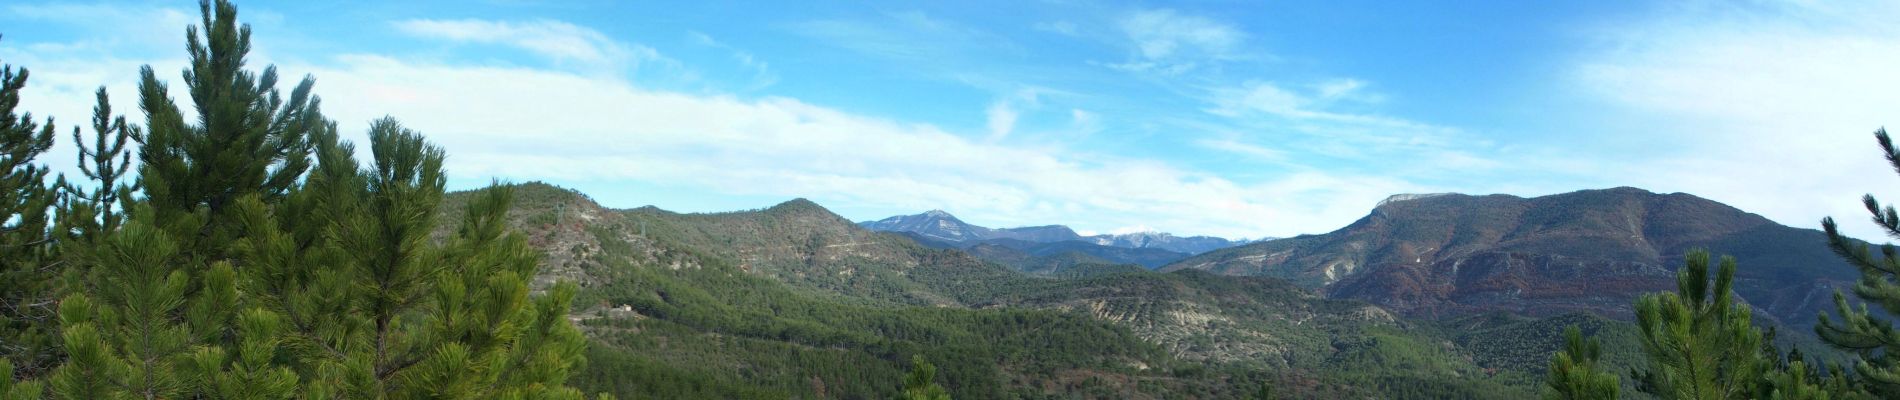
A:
1034;20;1079;36
1572;0;1900;240
791;11;1013;64
393;18;676;76
1069;109;1100;136
1197;138;1286;163
1110;9;1246;74
688;31;777;89
1121;9;1241;60
985;101;1019;141
6;3;193;53
1314;78;1380;103
1209;80;1451;134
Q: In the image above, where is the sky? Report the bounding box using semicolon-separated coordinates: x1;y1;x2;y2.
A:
4;0;1900;241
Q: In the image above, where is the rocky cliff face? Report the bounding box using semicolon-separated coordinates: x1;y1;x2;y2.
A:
1164;187;1861;327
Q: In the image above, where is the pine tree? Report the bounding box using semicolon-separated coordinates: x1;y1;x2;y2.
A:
62;87;140;240
1762;359;1835;400
1754;328;1858;399
1818;127;1900;397
0;34;64;381
4;1;600;398
1253;381;1278;400
134;0;319;265
230;119;590;398
1630;250;1764;400
44;212;261;399
900;355;951;400
1544;325;1618;400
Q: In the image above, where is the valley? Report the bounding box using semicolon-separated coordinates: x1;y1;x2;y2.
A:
480;183;1854;399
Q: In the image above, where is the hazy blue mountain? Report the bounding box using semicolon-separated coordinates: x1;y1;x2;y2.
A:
859;210;1252;258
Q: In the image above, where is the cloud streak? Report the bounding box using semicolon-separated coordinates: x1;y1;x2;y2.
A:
393;18;680;77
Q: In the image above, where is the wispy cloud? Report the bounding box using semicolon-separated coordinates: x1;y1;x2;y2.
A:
1208;80;1441;132
983;89;1042;141
985;101;1020;141
1033;20;1079;36
1108;9;1247;74
1197;138;1287;164
393;18;679;77
790;11;1017;63
1068;109;1101;136
687;31;777;90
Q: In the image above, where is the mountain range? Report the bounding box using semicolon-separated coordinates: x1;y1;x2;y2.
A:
474;183;1866;398
859;210;1256;269
485;183;1625;398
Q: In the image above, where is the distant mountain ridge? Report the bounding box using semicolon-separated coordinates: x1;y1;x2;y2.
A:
1162;187;1862;328
859;210;1253;257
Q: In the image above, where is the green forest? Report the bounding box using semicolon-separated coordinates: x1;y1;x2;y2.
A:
5;1;1900;400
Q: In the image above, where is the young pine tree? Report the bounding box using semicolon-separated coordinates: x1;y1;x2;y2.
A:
61;87;140;241
232;119;591;398
1630;250;1764;400
134;0;320;265
0;33;62;394
901;355;952;400
0;35;64;382
1253;381;1278;400
1818;127;1900;397
1544;325;1618;400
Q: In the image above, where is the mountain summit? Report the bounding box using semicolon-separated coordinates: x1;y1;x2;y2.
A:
1163;187;1859;327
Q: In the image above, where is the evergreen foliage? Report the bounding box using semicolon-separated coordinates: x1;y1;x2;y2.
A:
1818;127;1900;397
1544;325;1618;400
901;355;951;400
0;1;598;398
1252;381;1276;400
0;34;62;381
1630;250;1764;400
63;88;139;239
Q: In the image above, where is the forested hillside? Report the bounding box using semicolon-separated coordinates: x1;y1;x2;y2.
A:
469;182;1649;399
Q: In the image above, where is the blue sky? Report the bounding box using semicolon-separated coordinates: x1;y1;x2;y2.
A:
4;0;1900;240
